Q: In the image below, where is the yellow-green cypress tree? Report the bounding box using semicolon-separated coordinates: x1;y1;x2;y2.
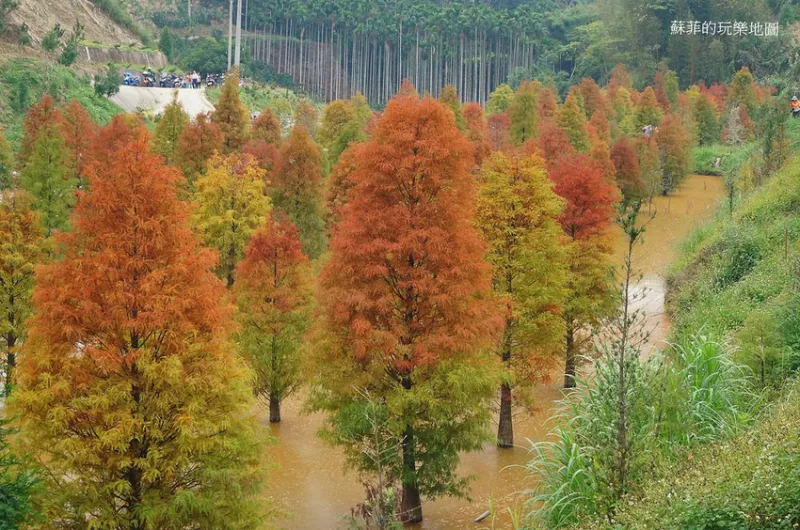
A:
192;154;271;287
557;93;591;152
211;67;250;153
476;152;567;447
153;91;189;164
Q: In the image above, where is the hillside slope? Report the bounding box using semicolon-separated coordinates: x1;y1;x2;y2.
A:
7;0;140;46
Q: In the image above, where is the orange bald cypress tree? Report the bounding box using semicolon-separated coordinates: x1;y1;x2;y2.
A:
175;112;225;183
12;125;266;529
251;107;282;145
58;99;97;189
274;125;325;258
312;90;500;524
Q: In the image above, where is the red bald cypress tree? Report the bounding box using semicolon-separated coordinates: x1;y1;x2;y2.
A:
58;100;97;189
488;112;512;152
313;89;500;524
549;155;618;387
18;95;62;169
610;136;644;198
463;102;491;167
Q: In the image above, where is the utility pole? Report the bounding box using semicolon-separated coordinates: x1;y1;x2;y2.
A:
188;0;191;22
234;0;243;67
227;0;233;70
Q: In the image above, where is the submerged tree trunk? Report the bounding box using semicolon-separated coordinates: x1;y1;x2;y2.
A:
400;374;423;523
564;324;577;389
269;392;281;423
497;382;513;448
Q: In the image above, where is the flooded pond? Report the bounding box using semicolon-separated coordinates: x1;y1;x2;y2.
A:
263;174;726;529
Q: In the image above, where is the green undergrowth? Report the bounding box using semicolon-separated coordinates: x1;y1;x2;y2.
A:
585;379;800;529
667;155;800;384
693;143;758;176
0;58;122;149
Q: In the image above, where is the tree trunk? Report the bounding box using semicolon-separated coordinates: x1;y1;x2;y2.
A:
4;330;16;396
269;392;281;423
497;382;513;448
564;325;577;389
400;375;423;523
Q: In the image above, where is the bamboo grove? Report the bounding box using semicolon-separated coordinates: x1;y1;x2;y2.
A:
0;62;784;528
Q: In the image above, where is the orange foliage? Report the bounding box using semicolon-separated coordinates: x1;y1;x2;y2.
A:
243;139;280;178
537;87;558;120
578;78;608;118
535;120;575;167
252;107;282;145
320;91;499;372
175;112;225;181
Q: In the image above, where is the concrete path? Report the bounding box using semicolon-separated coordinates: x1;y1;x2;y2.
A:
110;86;215;118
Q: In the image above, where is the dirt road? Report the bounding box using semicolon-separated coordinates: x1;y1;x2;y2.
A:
110;86;215;118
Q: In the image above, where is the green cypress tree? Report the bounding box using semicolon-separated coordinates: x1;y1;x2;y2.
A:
20;123;75;236
557;93;591;152
509;81;539;144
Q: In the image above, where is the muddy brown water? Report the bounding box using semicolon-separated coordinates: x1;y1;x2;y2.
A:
263;175;725;530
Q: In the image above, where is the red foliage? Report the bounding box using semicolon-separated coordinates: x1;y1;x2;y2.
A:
320;91;499;371
487;112;512;152
534;120;575;168
703;84;728;113
175;112;225;180
588;108;610;143
610;136;644;197
463;102;491;167
18;95;62;168
654;71;671;111
549;154;618;240
58;100;98;185
243;139;280;178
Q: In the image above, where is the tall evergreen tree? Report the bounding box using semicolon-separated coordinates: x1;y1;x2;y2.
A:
476;152;566;448
12;127;267;530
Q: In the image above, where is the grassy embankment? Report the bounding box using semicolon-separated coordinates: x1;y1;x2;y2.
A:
596;134;800;529
0;58;122;149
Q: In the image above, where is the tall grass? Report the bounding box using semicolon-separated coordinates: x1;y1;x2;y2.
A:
525;335;757;529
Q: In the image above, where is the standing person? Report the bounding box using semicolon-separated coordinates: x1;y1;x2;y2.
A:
791;96;800;118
